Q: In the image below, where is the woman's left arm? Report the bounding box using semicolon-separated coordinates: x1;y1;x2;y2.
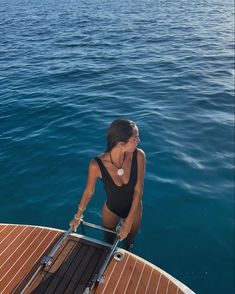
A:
119;149;146;240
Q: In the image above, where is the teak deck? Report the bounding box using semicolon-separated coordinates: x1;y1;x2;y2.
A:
0;224;195;294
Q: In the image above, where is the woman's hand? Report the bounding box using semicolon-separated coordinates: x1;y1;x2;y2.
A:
118;222;132;241
69;217;82;232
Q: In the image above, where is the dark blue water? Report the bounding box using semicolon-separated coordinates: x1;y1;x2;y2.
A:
0;0;234;293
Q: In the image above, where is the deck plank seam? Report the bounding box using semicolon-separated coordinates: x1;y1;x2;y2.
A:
100;260;118;294
155;273;162;294
134;263;146;294
73;246;102;293
54;243;89;293
85;247;107;288
1;230;60;293
123;258;138;294
46;240;81;294
0;225;7;234
38;239;71;292
0;225;16;240
112;255;130;294
0;226;28;255
0;227;43;281
144;267;154;294
19;232;65;294
0;226;36;268
69;244;90;286
0;225;18;245
43;238;72;274
0;224;65;233
34;239;75;293
74;246;98;286
67;246;96;294
25;231;63;293
42;240;77;294
166;279;171;294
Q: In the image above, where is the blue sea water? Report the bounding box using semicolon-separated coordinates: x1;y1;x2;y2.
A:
0;0;234;293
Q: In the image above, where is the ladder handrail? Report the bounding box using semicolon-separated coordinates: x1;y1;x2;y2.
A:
18;219;122;294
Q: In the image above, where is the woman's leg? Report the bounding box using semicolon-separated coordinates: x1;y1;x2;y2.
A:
125;202;142;250
102;203;120;244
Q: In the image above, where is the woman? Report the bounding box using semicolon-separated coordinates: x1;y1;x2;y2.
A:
69;119;146;250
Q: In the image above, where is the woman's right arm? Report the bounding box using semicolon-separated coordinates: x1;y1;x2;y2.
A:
69;158;99;231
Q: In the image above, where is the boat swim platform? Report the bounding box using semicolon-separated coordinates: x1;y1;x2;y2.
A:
0;224;195;294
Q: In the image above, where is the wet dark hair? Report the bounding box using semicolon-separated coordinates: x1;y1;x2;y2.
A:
106;119;136;152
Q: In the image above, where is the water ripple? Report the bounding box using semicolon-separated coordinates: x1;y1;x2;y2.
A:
0;0;234;293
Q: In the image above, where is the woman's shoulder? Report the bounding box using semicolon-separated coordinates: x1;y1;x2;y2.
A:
136;148;146;159
95;152;110;162
89;158;99;168
88;158;101;177
90;152;108;166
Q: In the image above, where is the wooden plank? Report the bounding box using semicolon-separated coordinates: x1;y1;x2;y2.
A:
0;226;26;253
79;247;103;284
46;239;76;273
73;245;109;293
0;224;7;234
0;228;47;289
22;271;46;294
0;226;112;294
2;230;60;294
124;259;144;294
63;246;96;294
24;238;73;293
101;254;130;294
43;240;78;294
135;263;153;294
0;227;40;272
73;283;87;294
145;269;161;294
92;246;109;273
0;225;17;242
13;231;64;294
70;246;97;284
114;255;137;294
86;246;109;289
167;280;179;294
55;243;89;294
93;258;117;294
156;274;169;294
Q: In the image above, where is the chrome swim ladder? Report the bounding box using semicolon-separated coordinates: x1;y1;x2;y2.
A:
15;219;121;294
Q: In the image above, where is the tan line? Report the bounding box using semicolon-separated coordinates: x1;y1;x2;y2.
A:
112;255;130;294
101;262;118;294
123;259;137;294
0;225;18;245
176;287;179;294
0;228;45;282
2;230;60;293
0;226;29;259
144;267;154;294
155;273;162;294
134;263;146;294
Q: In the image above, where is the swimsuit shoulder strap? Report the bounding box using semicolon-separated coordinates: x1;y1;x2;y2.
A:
94;156;110;179
130;148;138;181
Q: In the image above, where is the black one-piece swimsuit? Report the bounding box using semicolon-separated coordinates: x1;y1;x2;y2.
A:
94;149;138;218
